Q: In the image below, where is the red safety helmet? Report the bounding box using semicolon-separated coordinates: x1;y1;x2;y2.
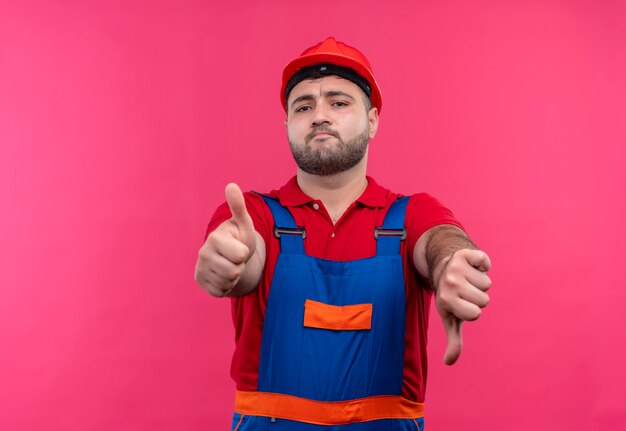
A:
281;37;383;113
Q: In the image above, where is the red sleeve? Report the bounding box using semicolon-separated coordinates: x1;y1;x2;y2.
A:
405;193;465;263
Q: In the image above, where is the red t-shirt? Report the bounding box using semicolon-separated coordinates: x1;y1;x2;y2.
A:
205;176;463;403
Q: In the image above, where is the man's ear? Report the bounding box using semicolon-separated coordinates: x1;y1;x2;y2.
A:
368;107;379;139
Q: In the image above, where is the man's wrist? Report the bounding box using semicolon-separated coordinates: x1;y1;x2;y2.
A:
430;252;454;291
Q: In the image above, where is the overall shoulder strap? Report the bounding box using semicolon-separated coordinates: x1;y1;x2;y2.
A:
376;196;410;256
258;194;305;255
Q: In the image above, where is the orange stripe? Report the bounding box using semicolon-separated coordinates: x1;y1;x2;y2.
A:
234;390;424;425
233;414;244;431
303;299;372;330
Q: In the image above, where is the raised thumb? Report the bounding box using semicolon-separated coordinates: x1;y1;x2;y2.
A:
225;183;254;233
443;315;463;366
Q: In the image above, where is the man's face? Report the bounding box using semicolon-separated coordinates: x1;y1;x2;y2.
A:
286;75;379;176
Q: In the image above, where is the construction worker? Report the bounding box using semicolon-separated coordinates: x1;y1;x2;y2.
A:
195;37;492;431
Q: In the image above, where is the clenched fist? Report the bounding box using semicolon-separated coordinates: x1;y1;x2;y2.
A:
435;249;492;365
195;183;264;297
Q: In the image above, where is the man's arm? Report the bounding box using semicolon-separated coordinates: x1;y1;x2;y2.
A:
414;225;492;365
194;183;266;297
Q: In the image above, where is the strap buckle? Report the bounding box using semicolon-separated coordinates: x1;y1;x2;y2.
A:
274;226;306;239
374;227;406;240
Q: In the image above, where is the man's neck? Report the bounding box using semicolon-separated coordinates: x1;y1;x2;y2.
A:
296;160;368;223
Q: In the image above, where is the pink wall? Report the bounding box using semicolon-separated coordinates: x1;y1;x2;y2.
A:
1;1;625;429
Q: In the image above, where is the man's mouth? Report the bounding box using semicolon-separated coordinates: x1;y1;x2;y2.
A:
307;129;338;141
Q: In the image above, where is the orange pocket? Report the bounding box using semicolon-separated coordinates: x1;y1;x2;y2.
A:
303;299;372;330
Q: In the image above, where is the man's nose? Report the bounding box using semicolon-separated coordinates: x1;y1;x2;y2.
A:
311;103;332;126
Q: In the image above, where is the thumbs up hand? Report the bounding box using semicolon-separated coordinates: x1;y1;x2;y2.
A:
434;249;492;365
195;183;262;297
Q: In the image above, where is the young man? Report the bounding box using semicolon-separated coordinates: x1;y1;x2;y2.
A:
195;37;492;431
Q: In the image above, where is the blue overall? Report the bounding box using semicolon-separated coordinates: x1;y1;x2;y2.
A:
232;196;424;431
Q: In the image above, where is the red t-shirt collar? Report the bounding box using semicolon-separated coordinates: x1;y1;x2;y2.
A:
277;176;387;208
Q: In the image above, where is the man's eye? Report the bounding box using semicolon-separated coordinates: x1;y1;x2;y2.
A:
295;105;311;113
333;101;348;107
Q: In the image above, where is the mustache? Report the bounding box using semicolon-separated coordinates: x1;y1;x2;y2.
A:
305;125;339;142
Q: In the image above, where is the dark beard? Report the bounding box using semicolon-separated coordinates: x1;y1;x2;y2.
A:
289;126;370;176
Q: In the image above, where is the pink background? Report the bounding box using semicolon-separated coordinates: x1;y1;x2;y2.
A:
1;1;625;429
